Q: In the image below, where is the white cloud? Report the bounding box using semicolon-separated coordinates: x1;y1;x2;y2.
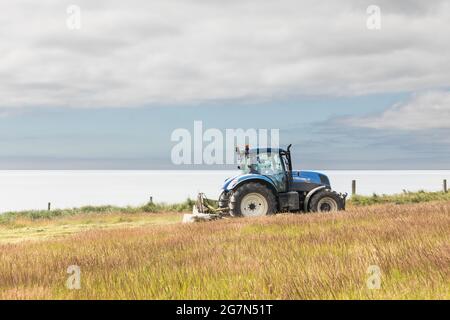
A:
1;0;450;109
343;91;450;130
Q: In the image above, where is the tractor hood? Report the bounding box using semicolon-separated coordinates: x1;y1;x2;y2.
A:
292;170;330;187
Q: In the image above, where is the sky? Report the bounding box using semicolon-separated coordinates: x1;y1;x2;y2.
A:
1;0;450;169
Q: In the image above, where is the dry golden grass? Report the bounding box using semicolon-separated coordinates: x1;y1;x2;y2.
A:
0;212;182;244
0;202;449;300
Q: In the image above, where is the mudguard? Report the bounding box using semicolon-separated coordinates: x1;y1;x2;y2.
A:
223;174;278;193
303;185;327;212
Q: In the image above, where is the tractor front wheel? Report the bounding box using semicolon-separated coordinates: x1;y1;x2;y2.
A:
308;189;344;213
218;191;229;209
229;182;277;217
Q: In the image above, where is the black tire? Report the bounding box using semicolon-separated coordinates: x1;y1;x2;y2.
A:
308;189;344;213
229;182;277;217
218;191;229;209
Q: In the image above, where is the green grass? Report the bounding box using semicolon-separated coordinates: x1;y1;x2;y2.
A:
0;199;195;225
349;190;450;206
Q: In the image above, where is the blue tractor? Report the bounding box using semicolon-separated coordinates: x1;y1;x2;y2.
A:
215;144;346;217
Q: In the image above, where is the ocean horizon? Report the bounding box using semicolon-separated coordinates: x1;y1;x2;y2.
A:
1;170;449;213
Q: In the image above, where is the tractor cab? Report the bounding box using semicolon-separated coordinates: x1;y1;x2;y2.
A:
234;145;327;192
236;147;288;193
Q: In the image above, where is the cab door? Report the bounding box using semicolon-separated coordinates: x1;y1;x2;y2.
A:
279;151;292;192
261;152;287;193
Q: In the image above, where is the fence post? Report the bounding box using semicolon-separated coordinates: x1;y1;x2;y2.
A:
352;180;356;196
48;202;51;211
444;179;448;193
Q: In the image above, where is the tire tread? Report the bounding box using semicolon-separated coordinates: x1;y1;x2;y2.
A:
229;182;276;216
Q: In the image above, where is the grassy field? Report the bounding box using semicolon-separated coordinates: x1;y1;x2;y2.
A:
0;194;449;299
2;190;449;224
0;199;195;225
0;213;181;244
350;190;450;206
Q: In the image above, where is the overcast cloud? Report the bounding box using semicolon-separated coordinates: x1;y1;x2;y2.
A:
1;0;450;109
343;91;450;130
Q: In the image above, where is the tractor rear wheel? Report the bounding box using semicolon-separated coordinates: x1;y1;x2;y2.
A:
308;189;344;213
229;182;276;217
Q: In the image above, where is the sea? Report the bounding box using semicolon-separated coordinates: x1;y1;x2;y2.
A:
0;170;449;213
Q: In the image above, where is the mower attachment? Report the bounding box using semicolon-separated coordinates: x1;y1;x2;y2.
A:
182;193;224;223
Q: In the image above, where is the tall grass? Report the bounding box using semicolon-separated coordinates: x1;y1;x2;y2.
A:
0;201;449;299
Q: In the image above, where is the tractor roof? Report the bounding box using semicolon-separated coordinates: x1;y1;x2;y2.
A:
247;147;286;154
